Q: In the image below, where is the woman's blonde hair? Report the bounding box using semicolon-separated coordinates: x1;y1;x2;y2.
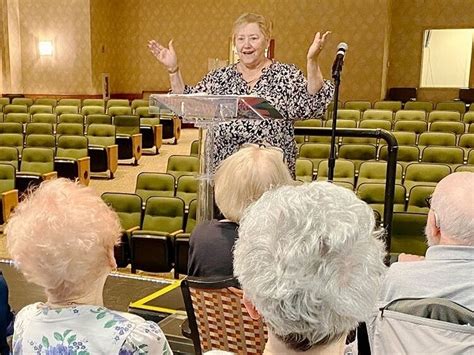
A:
214;144;293;223
232;13;272;42
6;178;121;300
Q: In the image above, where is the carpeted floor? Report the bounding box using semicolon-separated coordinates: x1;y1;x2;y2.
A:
0;128;199;261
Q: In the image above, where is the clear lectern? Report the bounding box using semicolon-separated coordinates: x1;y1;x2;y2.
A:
149;94;283;223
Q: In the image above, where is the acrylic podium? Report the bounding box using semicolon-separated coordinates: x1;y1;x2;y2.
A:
149;94;283;222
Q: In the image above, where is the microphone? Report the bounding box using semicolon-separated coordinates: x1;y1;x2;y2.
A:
332;42;348;79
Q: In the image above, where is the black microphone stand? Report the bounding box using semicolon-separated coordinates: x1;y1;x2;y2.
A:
328;67;342;182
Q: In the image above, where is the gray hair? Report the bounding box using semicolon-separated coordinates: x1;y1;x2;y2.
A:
234;182;386;349
214;144;294;222
431;172;474;245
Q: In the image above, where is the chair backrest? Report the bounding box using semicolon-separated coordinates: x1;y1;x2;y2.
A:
344;100;371;111
418;132;456;147
131;99;149;112
181;276;268;355
421;146;464;165
12;97;33;107
325;119;357;128
404;163;451;184
86;114;112;126
166;155;200;178
362;109;393;121
185;199;198;233
5;113;29;124
407;185;435;213
25;134;56;149
135;106;153;118
87;124;116;146
56;123;84;136
106;99;130;109
31;113;57;125
56;135;88;159
357;182;406;207
463;112;474;125
82;99;104;108
0;147;19;170
336;109;361;121
393;120;428;134
135;172;176;202
372;298;474;354
20;147;54;174
101;192;142;231
142;196;185;233
394;110;426;121
25;122;53;135
317;160;355;179
0;122;23;134
190;140;200;156
392;131;417;145
0;133;24;153
81;105;105;116
108;106;132;116
3;104;27;114
404;101;433;112
29;104;53;115
58;113;84;124
428;110;461;123
358;161;402;181
373;100;402;112
58;98;81;108
55;105;79;115
34;98;57;107
295;158;314;182
459;134;474;149
359;119;392;131
429;121;465;135
0;163;15;193
176;175;198;206
391;212;428;255
114;115;140;135
435;101;466;114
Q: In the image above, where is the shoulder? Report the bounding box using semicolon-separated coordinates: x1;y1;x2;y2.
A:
120;315;171;354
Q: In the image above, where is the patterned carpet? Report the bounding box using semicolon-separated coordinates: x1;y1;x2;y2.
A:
0;128;199;261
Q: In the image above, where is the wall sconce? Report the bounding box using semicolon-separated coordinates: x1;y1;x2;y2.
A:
38;40;53;56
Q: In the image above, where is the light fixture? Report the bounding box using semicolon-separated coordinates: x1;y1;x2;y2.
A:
38;40;53;56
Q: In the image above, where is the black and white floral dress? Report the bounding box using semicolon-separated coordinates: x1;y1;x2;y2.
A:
184;61;334;176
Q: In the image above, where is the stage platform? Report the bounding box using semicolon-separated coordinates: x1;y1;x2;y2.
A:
0;260;194;353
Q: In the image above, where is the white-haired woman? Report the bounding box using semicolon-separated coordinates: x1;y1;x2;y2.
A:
149;12;334;176
234;182;387;354
6;179;172;354
187;144;294;277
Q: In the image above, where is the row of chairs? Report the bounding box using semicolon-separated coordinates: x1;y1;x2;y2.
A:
101;193;196;278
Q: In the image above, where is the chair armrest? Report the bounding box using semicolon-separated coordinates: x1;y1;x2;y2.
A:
106;144;118;175
2;189;19;222
170;229;184;237
42;171;58;180
126;226;140;234
131;230;170;237
76;157;90;186
173;116;181;140
153;124;163;149
180;318;192;339
131;133;142;162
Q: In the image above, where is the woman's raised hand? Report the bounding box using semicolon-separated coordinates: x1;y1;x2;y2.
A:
307;31;331;61
148;39;178;72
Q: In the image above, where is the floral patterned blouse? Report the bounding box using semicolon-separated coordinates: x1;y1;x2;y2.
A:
12;303;172;354
183;61;334;175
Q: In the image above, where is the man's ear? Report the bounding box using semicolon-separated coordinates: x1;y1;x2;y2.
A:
243;295;261;320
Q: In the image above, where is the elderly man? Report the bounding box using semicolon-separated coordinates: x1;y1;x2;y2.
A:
234;182;386;354
378;172;474;310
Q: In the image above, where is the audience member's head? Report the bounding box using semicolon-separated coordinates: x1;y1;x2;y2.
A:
214;144;293;222
234;182;386;353
426;172;474;247
6;178;121;304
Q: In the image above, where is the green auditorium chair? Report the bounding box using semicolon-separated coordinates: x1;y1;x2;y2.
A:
357;161;403;187
298;143;332;174
358;119;392;131
55;105;79;115
421;146;464;167
356;182;406;219
25;122;53;136
159;109;181;144
407;185;435;213
58;113;84;125
56;123;84;136
459;134;474;155
29;105;53;115
336;109;361;122
468;150;474;165
393;120;428;135
394;110;426;122
86;124;118;179
101;192;143;268
82;99;104;108
455;164;474;173
176;175;198;209
429;121;465;135
131;99;149;113
470;124;474;133
325;100;343;120
0;147;19;170
0;133;24;156
55;135;90;186
5;113;29;125
391;131;417;146
81;106;105;116
86;114;112;126
294;118;325;143
16;147;57;196
25;134;56;149
463;112;474;125
114;115;142;165
341;135;378;145
58;98;81;109
296;158;314;182
435;101;466;114
135;106;154;118
338;144;377;172
379;145;420;170
0;122;22;134
190;139;200;156
404;101;433;112
31;113;57;125
0;163;18;225
174;198;198;278
11;97;33;107
106;99;130;110
344;100;371;112
0;97;10;109
3;104;27;115
0;113;3;122
403;162;451;191
428;110;461;123
362;109;393;121
418;132;456;148
325;119;357;128
139;116;162;154
391;212;428;256
108;106;132;117
34;98;56;108
166;155;200;179
316;159;355;188
131;196;185;273
373;100;402;112
135;172;176;206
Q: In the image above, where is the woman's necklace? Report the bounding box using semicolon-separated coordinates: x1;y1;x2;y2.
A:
239;60;270;85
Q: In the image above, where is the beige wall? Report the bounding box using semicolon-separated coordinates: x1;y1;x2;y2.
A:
388;0;474;102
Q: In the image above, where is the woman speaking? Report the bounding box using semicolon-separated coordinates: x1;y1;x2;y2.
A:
149;13;334;176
